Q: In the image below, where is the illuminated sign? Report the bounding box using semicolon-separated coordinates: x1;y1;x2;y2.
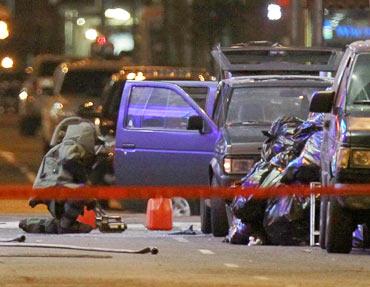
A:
324;11;370;41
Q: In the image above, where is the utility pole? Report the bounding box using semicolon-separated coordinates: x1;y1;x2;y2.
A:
291;0;303;46
95;0;105;34
312;0;323;47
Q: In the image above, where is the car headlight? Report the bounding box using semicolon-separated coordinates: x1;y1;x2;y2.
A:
351;150;370;168
223;157;255;174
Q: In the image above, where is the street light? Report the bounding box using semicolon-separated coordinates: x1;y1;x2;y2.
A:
104;8;131;22
85;28;98;41
0;20;9;39
267;4;282;21
1;56;13;69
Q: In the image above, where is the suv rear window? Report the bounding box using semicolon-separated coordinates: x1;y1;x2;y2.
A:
181;86;208;110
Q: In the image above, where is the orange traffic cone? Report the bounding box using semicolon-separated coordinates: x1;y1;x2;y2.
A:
146;197;173;230
77;207;96;229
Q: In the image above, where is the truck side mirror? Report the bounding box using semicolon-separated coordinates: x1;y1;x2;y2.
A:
187;115;204;132
309;90;335;113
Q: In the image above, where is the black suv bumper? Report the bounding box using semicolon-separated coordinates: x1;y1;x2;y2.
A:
335;168;370;209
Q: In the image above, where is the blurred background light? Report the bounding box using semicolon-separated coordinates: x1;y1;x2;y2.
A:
0;20;9;39
104;8;131;22
85;28;98;41
267;4;282;21
76;18;86;26
109;32;134;54
1;56;13;69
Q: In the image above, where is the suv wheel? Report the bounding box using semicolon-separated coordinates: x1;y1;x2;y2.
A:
325;197;353;254
200;199;211;234
210;177;229;237
319;196;328;249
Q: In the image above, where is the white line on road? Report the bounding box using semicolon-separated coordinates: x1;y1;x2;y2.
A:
0;221;20;229
0;151;16;164
172;237;189;243
0;150;36;183
224;263;239;268
198;249;214;255
252;276;270;281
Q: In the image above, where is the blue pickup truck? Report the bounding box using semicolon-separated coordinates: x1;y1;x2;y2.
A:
113;44;342;236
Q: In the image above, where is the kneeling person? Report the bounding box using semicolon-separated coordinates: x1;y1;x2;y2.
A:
19;121;97;234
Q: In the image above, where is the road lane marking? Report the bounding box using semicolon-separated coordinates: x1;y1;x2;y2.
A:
19;166;36;183
0;150;36;183
0;151;16;164
224;263;239;268
0;221;19;229
252;276;270;281
172;237;189;243
198;249;214;255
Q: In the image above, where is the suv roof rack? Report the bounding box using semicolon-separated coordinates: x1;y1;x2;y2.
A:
211;43;343;78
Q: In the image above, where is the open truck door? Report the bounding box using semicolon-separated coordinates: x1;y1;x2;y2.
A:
114;81;218;188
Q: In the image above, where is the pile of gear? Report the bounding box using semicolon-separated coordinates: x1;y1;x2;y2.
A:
226;113;324;245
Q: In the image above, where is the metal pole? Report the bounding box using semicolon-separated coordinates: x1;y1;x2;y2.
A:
95;0;105;34
291;0;302;46
312;0;323;47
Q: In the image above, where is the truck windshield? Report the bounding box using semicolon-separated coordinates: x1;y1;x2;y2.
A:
226;86;323;126
347;53;370;116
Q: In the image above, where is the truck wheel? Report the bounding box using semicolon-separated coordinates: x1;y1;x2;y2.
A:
319;196;328;249
200;199;211;234
325;197;353;254
172;197;191;217
210;177;229;237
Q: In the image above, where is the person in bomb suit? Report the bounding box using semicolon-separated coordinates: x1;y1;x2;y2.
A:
19;121;97;234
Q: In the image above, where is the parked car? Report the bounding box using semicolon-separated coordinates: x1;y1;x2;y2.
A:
113;44;341;236
41;58;125;150
202;43;342;236
310;40;370;253
18;54;77;135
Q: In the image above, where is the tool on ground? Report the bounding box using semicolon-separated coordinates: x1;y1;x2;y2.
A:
0;235;26;243
0;242;158;254
95;206;127;233
168;225;197;235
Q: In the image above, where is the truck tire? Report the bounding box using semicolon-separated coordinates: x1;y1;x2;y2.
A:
210;177;229;237
325;197;353;254
200;199;211;234
319;196;328;249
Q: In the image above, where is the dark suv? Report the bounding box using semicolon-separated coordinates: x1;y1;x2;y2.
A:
202;44;341;237
310;40;370;253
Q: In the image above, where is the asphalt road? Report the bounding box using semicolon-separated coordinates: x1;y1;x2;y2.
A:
1;113;370;287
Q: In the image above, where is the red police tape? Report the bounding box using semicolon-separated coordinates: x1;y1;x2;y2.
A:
0;184;370;200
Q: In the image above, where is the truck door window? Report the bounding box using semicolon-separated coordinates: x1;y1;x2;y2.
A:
126;87;198;130
181;86;208;110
